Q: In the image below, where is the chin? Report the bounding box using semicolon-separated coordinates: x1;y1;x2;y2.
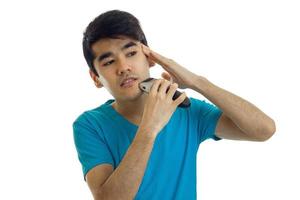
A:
116;88;143;102
128;90;144;101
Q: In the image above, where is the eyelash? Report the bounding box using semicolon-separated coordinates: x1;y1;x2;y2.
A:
103;51;137;66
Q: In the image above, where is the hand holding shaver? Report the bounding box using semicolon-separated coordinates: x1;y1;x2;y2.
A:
139;78;191;108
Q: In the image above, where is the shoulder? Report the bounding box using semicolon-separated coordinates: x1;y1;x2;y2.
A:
72;104;109;139
73;100;113;126
186;97;218;114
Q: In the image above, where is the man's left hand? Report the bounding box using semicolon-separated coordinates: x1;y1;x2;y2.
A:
141;44;199;89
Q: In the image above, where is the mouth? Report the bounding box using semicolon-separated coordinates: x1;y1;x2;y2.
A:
120;78;138;88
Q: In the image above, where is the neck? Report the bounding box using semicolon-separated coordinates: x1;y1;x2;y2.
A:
111;93;147;123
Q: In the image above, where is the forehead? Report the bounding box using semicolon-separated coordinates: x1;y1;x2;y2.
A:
91;37;139;57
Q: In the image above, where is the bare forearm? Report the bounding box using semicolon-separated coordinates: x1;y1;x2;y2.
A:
191;76;276;138
98;127;156;200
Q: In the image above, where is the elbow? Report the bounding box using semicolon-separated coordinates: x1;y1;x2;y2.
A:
257;119;276;142
94;192;102;200
94;187;106;200
94;186;116;200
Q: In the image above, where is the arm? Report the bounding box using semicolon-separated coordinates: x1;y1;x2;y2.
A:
86;79;186;200
140;44;276;142
90;127;156;200
191;76;276;141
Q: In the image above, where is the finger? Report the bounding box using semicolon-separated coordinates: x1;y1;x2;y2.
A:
141;44;151;57
158;79;172;95
161;72;174;83
142;44;172;68
149;79;164;94
166;83;178;100
149;50;172;68
173;92;187;106
142;45;156;67
161;72;170;81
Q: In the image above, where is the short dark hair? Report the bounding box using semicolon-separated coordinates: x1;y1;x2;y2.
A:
82;10;148;77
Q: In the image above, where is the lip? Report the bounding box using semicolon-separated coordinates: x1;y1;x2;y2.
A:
120;78;138;88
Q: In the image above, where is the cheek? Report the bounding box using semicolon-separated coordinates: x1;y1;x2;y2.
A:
98;75;111;87
132;54;149;69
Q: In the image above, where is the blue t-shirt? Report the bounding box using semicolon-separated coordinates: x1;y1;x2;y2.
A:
73;97;223;199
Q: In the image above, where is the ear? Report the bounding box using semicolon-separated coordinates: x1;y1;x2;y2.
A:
89;69;103;88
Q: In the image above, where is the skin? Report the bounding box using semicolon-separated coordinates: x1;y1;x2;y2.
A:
86;35;276;199
87;36;187;199
89;36;276;141
141;44;276;141
89;36;156;125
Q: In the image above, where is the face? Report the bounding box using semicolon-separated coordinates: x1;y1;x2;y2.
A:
90;36;154;102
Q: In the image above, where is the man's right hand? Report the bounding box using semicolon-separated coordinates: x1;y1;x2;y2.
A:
139;79;187;138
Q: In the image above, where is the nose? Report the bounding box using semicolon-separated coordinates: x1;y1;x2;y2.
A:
116;56;132;75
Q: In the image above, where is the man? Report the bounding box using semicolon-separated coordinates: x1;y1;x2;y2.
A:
73;10;276;200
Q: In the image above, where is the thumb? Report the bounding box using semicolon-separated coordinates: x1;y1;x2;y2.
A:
161;72;173;83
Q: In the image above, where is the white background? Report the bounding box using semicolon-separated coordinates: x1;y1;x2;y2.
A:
0;0;299;199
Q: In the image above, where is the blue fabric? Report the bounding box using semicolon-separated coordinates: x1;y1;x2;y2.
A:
73;97;223;199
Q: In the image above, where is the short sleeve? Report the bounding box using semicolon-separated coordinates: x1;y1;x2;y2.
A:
190;98;223;145
73;114;114;181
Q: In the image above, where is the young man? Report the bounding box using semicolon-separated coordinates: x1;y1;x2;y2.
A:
73;10;276;200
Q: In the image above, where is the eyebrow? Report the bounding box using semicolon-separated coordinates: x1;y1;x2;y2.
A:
97;41;138;62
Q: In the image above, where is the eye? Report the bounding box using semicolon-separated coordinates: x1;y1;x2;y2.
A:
127;51;137;57
103;60;114;66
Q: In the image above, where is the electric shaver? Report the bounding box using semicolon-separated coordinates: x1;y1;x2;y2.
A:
139;78;191;108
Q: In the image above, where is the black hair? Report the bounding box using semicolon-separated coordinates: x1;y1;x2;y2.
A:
82;10;148;77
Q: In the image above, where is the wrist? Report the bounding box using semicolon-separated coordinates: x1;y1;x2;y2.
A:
137;125;159;140
190;76;211;94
